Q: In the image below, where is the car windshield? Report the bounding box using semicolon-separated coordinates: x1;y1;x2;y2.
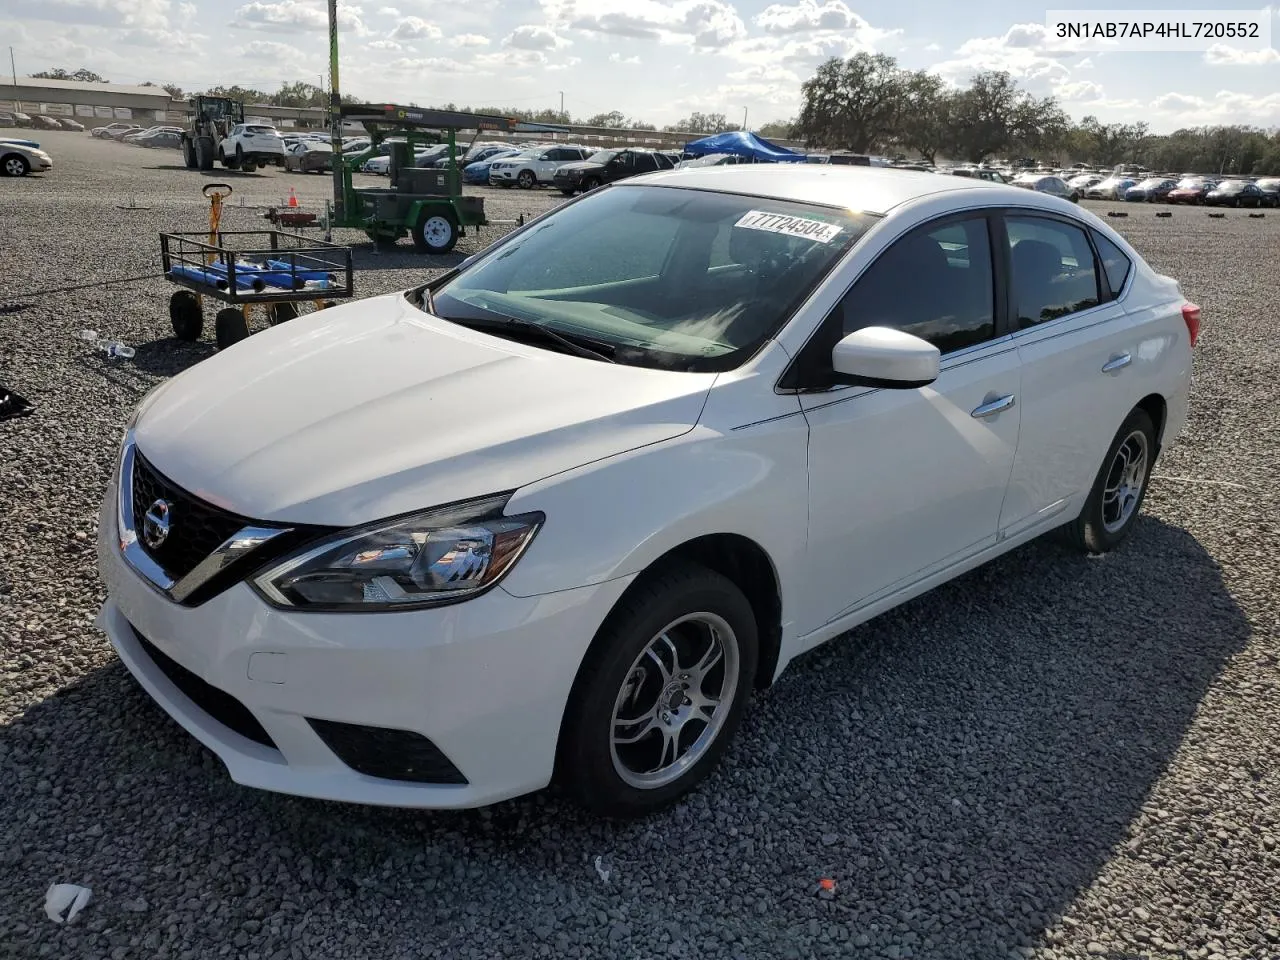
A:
1176;178;1203;188
428;185;876;373
587;150;618;163
1137;178;1164;188
1216;181;1245;192
246;125;277;135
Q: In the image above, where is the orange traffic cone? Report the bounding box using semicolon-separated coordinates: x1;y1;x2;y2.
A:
287;187;299;208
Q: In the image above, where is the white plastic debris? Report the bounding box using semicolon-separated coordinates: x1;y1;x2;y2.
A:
593;855;611;884
44;883;91;923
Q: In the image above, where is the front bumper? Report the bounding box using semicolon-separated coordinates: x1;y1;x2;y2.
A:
95;480;633;808
488;169;518;184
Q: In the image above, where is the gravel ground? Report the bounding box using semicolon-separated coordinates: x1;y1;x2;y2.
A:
2;132;1279;960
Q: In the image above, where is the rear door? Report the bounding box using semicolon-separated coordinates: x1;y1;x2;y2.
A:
997;212;1139;536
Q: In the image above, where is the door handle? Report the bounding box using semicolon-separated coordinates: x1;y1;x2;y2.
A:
971;394;1016;418
1101;353;1132;373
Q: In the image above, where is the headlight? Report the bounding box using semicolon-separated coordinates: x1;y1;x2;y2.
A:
252;494;543;611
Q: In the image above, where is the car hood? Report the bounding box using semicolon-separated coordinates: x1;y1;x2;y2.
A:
557;161;605;174
133;293;714;527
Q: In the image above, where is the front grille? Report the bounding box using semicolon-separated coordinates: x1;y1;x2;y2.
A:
307;718;468;784
131;453;248;581
132;627;277;749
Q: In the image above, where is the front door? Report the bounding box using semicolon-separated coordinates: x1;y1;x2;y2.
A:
796;213;1022;634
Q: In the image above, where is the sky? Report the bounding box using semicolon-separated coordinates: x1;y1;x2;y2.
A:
3;0;1280;132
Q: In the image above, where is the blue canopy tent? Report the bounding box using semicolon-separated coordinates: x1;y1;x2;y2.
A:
682;130;806;163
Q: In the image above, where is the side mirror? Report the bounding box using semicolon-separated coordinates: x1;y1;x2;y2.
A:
831;327;940;389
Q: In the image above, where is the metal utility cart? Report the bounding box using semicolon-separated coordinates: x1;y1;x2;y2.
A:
330;103;562;253
161;188;354;350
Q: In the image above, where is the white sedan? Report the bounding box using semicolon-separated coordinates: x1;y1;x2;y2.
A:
97;166;1196;817
1;138;52;176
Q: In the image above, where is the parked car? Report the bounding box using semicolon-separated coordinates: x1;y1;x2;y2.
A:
97;166;1197;818
217;123;285;170
1255;178;1280;207
91;121;136;139
674;153;751;169
1;139;53;176
1204;179;1268;208
284;140;334;173
551;148;675;194
131;129;183;149
32;115;62;130
57;118;86;131
1166;177;1216;204
1;111;33;128
1083;176;1136;200
431;143;512;170
1124;178;1177;202
1067;173;1104;191
107;125;144;141
462;148;522;184
489;145;591;189
951;167;1009;184
1012;173;1078;202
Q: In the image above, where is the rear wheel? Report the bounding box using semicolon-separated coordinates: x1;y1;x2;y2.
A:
168;291;202;341
558;561;759;818
517;169;535;189
412;212;458;254
214;307;250;350
182;137;196;169
1059;408;1156;553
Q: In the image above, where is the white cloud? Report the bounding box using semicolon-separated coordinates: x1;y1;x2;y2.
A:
238;38;306;58
503;24;571;50
1144;89;1280;125
924;41;940;52
231;1;368;35
932;23;1082;83
755;0;858;35
1075;56;1093;69
1204;43;1280;65
608;51;641;63
377;4;399;14
387;55;475;73
1052;79;1104;102
365;38;402;50
544;0;746;48
391;15;441;39
455;33;490;46
545;56;582;70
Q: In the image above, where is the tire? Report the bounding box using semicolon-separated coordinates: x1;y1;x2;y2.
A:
169;291;203;341
214;307;250;350
241;160;257;173
182;138;196;169
1059;408;1157;553
557;561;759;818
269;302;299;325
412;212;458;254
585;177;602;191
559;188;575;196
1;153;29;177
195;136;214;171
517;169;535;189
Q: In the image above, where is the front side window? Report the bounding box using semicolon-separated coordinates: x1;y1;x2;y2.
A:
430;185;876;372
1005;216;1101;328
838;216;996;355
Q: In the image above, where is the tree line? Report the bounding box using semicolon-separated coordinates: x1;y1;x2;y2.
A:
789;52;1280;175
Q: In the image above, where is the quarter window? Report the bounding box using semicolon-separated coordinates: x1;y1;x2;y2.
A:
1005;216;1101;328
1090;230;1132;299
839;216;996;355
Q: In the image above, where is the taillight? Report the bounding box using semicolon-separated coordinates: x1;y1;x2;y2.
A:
1182;302;1201;347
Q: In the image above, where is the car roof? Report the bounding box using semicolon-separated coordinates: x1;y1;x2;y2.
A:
631;164;1029;216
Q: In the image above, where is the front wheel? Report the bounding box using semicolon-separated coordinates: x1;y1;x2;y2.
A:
412;212;458;254
517;169;535;189
1058;408;1156;553
182;138;196;169
1;153;29;177
557;561;759;818
584;177;602;191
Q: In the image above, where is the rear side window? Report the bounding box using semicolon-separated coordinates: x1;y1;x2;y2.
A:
1091;230;1133;299
841;216;996;354
1004;217;1101;328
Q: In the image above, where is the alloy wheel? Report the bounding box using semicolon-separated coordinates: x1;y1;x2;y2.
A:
1102;429;1149;533
609;612;740;789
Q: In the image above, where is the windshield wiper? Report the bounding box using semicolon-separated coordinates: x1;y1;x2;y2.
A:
444;313;616;363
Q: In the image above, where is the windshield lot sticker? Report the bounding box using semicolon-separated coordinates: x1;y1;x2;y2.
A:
735;211;843;244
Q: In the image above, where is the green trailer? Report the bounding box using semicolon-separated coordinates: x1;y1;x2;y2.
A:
331;103;564;254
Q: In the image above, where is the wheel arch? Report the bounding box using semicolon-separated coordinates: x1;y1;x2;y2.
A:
1135;392;1167;449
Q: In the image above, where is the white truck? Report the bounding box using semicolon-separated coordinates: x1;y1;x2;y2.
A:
217;123;286;172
